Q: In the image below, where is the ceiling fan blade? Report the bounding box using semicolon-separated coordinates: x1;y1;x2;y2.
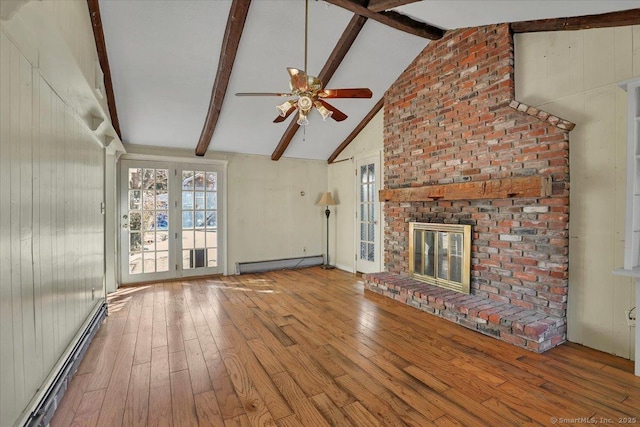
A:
235;92;294;97
319;88;373;99
287;67;308;91
317;100;347;122
274;105;297;123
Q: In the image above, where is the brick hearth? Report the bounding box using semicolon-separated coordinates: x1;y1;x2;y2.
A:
364;273;566;352
374;24;575;353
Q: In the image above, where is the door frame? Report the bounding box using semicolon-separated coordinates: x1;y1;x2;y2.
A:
117;154;228;286
354;150;383;273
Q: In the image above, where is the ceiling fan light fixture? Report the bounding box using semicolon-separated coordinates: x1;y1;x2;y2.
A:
297;110;309;126
316;104;333;121
297;95;313;112
276;100;294;117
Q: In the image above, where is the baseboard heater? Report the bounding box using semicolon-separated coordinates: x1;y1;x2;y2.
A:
236;254;324;274
21;301;107;427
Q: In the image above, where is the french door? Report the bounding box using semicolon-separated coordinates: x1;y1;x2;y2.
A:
119;160;224;284
355;154;382;274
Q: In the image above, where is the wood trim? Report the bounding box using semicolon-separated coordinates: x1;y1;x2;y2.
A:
327;97;383;163
379;176;552;202
271;14;367;161
367;0;422;13
324;0;443;39
87;0;121;138
511;9;640;33
195;0;252;156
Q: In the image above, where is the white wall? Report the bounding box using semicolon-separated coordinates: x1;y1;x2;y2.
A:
122;145;328;275
515;26;640;360
1;6;107;425
328;109;384;272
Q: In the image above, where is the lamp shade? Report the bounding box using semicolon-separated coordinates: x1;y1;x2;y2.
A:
317;192;336;206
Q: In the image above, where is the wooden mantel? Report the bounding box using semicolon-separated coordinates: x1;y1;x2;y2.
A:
379;176;552;202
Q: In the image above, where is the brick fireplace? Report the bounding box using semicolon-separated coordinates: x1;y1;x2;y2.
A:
364;24;575;353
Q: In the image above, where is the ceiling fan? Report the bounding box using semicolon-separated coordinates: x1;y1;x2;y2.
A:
235;0;372;126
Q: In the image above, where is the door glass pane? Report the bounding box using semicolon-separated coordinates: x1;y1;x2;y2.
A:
424;231;435;277
129;190;141;210
414;231;423;275
127;167;169;276
181;170;217;270
437;232;448;280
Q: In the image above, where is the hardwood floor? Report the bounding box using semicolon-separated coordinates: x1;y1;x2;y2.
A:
51;267;639;426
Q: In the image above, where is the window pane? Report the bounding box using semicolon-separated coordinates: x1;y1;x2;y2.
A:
206;172;217;191
155;169;168;190
207;248;217;267
368;243;374;262
360;223;366;241
130;232;142;252
361;165;367;183
156;251;168;272
129;168;142;189
182;211;193;229
182;171;194;190
156;232;168;251
368;223;374;241
143;169;155;189
182;230;194;249
195;192;205;210
182;191;193;209
360;242;366;260
183;250;191;269
368;203;374;222
156;191;168;210
143;190;155;210
143;232;155;252
206;230;217;248
195;172;205;190
129;212;141;231
156;211;168;230
195;231;206;248
195;211;205;229
143;211;155;231
129;253;142;274
206;192;217;209
206;211;217;228
129;190;141;210
143;252;155;273
368;164;375;183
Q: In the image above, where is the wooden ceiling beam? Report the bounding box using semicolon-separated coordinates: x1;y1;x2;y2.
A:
511;9;640;33
271;14;367;161
324;0;443;40
87;0;121;138
327;97;383;164
367;0;422;13
195;0;251;156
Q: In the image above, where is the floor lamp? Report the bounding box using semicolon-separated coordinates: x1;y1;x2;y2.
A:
318;192;336;269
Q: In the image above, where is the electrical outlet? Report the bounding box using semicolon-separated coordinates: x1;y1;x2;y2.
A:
625;310;636;327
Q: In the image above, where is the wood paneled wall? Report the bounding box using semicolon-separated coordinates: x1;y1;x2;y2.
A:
515;26;640;360
0;31;105;427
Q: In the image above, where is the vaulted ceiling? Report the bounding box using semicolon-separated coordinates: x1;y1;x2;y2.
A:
97;0;640;161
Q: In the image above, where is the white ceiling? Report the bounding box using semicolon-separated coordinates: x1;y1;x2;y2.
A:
98;0;640;160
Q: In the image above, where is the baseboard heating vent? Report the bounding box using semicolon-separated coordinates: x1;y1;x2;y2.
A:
22;301;107;427
236;255;324;274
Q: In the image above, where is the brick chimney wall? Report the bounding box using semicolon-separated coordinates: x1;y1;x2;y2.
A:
383;24;571;318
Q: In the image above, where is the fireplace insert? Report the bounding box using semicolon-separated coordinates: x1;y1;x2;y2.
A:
409;222;471;294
